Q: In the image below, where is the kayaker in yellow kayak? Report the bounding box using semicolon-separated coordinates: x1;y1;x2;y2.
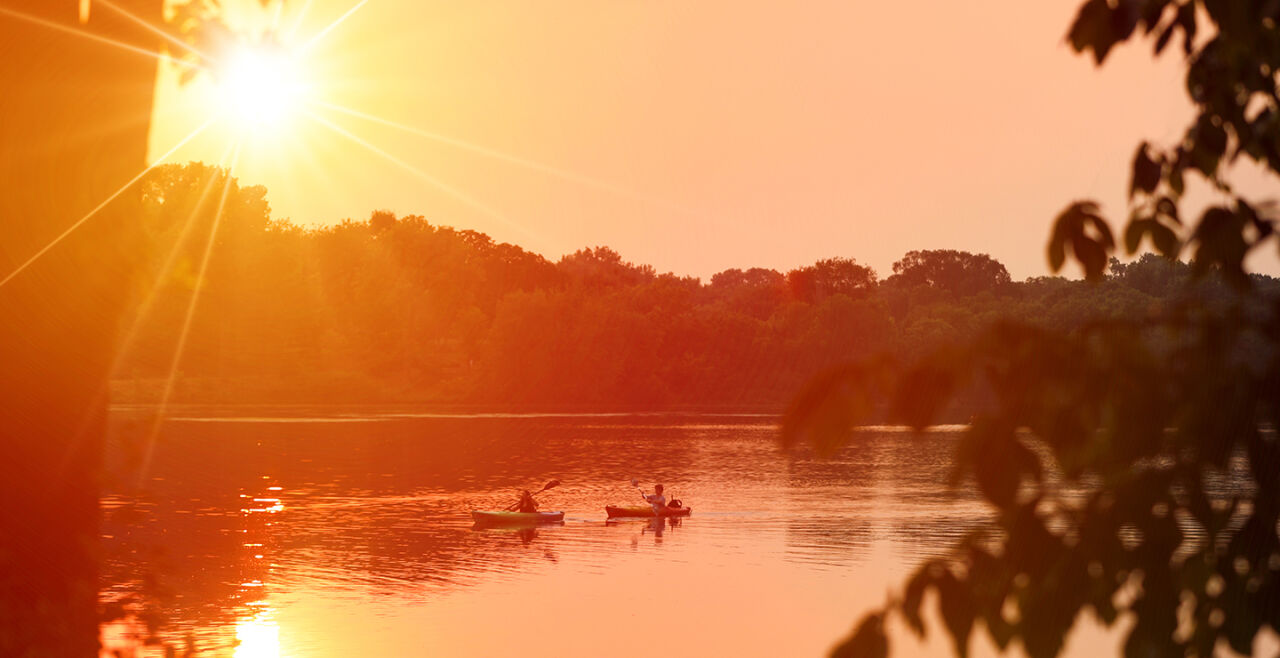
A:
515;489;538;513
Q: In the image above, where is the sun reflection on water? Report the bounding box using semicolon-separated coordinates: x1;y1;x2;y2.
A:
234;613;281;658
234;480;284;656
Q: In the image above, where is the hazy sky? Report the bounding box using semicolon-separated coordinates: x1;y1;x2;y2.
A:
150;0;1275;281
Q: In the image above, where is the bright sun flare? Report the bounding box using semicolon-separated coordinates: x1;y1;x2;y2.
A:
215;46;308;131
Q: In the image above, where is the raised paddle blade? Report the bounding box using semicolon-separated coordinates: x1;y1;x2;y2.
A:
542;479;561;491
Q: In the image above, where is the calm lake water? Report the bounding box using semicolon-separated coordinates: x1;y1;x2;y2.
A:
99;410;1132;657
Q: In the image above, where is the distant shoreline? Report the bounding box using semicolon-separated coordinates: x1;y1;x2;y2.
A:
107;401;787;418
105;404;979;431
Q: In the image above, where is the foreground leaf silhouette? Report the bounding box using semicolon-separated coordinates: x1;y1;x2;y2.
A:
798;2;1280;656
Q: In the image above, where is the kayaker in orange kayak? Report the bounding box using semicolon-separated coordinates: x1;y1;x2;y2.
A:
642;484;666;516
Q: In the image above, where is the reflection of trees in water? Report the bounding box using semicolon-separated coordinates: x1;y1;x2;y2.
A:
783;430;960;492
100;413;708;647
784;430;1260;576
886;514;996;564
784;518;876;566
100;481;277;654
782;440;877;565
271;507;564;593
112;414;701;494
782;431;965;565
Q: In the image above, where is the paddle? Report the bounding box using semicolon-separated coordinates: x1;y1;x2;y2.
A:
504;479;560;511
633;478;664;504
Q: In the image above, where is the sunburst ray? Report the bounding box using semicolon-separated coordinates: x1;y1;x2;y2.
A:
0;5;201;70
138;142;243;481
269;0;287;34
297;0;367;54
312;100;699;218
66;142;238;480
114;141;240;372
284;0;316;42
306;111;541;244
95;0;216;64
0;119;212;289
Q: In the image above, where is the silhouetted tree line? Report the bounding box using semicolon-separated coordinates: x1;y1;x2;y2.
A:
116;163;1280;410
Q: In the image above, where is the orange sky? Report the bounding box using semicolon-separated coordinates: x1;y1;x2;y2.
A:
149;0;1279;281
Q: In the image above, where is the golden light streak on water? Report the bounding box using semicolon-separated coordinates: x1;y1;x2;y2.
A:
233;613;282;658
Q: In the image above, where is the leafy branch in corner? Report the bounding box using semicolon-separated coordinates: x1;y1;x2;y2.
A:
795;2;1280;656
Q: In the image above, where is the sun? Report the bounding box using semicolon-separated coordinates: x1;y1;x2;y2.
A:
214;45;309;131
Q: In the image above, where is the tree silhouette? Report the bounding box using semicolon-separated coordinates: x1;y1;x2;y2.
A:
795;3;1280;657
0;2;164;654
0;2;273;654
370;208;397;234
787;257;877;303
103;161;1277;413
888;249;1011;296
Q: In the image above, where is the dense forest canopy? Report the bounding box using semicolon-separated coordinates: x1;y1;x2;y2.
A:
116;162;1280;409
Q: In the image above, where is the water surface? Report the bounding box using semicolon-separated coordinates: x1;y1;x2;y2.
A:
100;410;1122;657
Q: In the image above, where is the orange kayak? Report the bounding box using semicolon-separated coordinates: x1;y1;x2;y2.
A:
605;505;692;518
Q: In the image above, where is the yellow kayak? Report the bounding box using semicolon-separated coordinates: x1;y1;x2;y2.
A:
471;510;565;525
